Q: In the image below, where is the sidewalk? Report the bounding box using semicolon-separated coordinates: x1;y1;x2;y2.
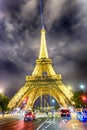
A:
0;113;20;119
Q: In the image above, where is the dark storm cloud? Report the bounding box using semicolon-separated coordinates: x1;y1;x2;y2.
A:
1;0;22;13
46;0;87;84
0;0;87;96
0;59;23;74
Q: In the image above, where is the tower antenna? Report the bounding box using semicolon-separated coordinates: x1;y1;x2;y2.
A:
40;0;44;29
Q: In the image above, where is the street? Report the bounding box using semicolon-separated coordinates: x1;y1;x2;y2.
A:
36;117;87;130
0;113;87;130
0;113;46;130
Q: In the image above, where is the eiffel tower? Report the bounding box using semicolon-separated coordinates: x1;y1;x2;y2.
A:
8;0;74;109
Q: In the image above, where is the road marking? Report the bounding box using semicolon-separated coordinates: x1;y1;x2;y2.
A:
36;118;57;130
36;118;48;130
36;118;41;123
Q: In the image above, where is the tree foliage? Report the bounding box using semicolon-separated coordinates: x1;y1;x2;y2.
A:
0;94;10;111
71;90;87;108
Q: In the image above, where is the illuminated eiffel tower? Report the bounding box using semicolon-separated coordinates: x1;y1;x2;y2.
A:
8;0;74;109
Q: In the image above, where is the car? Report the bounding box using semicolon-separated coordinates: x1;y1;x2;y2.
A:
60;109;71;120
77;109;87;122
24;110;35;122
76;108;82;112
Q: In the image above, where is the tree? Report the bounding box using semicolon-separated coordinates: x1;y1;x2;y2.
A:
54;105;60;111
0;93;10;112
71;90;87;108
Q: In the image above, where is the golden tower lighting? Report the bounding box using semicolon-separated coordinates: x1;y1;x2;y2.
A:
8;0;73;109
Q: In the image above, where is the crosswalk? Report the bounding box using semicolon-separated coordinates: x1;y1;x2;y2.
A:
36;117;57;130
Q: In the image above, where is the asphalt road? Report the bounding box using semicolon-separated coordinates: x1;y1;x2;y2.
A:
36;117;87;130
0;114;46;130
0;113;87;130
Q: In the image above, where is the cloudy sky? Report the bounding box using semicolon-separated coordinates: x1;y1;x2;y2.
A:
0;0;87;98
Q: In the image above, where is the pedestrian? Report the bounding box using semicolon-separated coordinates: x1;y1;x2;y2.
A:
51;109;54;117
46;111;48;117
2;110;5;117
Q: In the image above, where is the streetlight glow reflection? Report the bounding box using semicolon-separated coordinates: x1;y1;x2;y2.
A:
0;88;3;93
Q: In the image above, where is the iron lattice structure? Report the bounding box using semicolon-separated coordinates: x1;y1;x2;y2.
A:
8;28;74;109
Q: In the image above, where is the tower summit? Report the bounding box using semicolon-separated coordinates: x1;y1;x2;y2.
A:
32;0;56;76
8;0;74;109
39;28;49;59
39;0;48;59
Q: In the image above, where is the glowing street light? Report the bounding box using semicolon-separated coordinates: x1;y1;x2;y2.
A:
67;85;72;90
52;99;55;107
80;84;85;90
0;88;3;93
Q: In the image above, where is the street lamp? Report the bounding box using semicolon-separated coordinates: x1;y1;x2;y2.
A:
0;88;3;96
80;84;85;90
52;99;55;108
67;85;72;91
0;88;3;94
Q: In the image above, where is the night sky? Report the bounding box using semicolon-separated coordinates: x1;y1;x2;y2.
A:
0;0;87;98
